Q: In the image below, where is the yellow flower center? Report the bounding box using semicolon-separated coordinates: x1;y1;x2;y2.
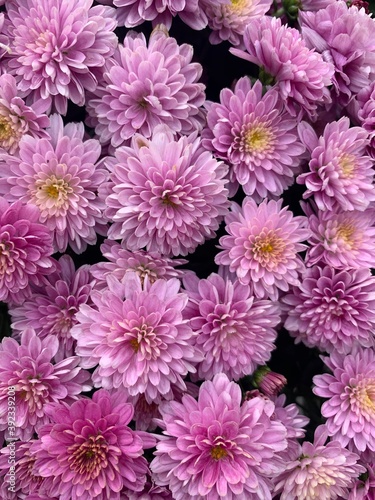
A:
229;0;247;10
34;173;73;210
338;153;356;178
130;338;140;353
210;445;228;461
243;125;273;153
337;222;356;248
252;231;286;266
0;116;13;141
68;435;108;476
350;380;375;415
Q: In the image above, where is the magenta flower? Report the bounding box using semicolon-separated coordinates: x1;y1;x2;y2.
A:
203;77;305;202
274;426;365;500
313;348;375;454
283;266;375;354
253;366;287;397
9;255;93;362
349;461;375;500
0;115;108;254
297;118;375;211
91;240;187;290
0;198;56;305
4;0;118;114
0;328;92;441
72;274;201;403
86;29;206;149
231;15;333;118
216;198;310;300
183;272;280;381
100;126;229;257
299;1;375;104
31;389;156;499
151;373;287;499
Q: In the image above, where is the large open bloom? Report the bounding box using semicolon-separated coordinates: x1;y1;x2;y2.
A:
313;348;375;454
0;115;108;254
183;272;280;381
231;15;333;118
101;126;229;257
86;29;206;149
283;266;375;354
0;198;56;305
297;118;375;211
72;274;201;403
4;0;118;114
216;198;310;300
203;77;305;201
31;389;156;499
151;373;287;499
0;329;92;441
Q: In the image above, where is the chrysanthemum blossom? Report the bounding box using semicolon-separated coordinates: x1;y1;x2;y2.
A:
0;198;56;305
0;328;92;441
9;255;93;362
305;203;375;269
203;77;305;201
201;0;272;47
91;240;187;291
313;348;375;454
151;373;287;499
231;15;333;118
274;426;365;500
349;461;375;499
86;29;206;149
0;115;108;254
299;1;375;105
0;74;50;154
297;118;375;211
183;272;280;381
31;389;156;499
283;266;375;354
72;273;201;403
216;198;310;300
4;0;118;114
101;126;229;257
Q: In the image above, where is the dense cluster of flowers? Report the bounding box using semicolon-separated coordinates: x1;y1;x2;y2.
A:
1;0;374;498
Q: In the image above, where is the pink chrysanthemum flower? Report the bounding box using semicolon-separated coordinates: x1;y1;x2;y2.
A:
4;0;118;114
100;126;229;257
0;329;92;441
151;373;287;499
231;15;333;118
0;115;108;254
72;274;201;403
216;198;310;300
31;389;156;499
0;198;56;305
283;266;375;354
297;117;375;211
183;272;280;381
91;240;187;291
349;461;375;499
9;255;93;363
203;77;305;201
0;74;49;154
274;426;365;500
86;29;206;149
299;2;375;105
200;0;272;47
305;203;375;269
313;348;375;454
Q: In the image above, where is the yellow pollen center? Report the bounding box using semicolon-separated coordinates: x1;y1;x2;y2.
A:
0;116;13;140
35;173;72;209
351;381;375;414
338;153;356;178
68;435;108;476
229;0;247;10
337;223;356;247
252;231;285;266
210;445;228;461
130;338;140;353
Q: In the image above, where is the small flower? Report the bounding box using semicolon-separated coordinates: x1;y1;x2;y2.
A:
183;272;280;381
101;125;229;257
203;77;305;202
283;266;375;354
151;373;287;499
32;389;156;499
0;329;92;441
9;255;93;362
0;115;108;254
231;15;333;118
313;348;375;454
0;198;56;305
252;366;287;397
86;29;206;149
216;198;310;300
4;0;118;114
274;426;365;500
